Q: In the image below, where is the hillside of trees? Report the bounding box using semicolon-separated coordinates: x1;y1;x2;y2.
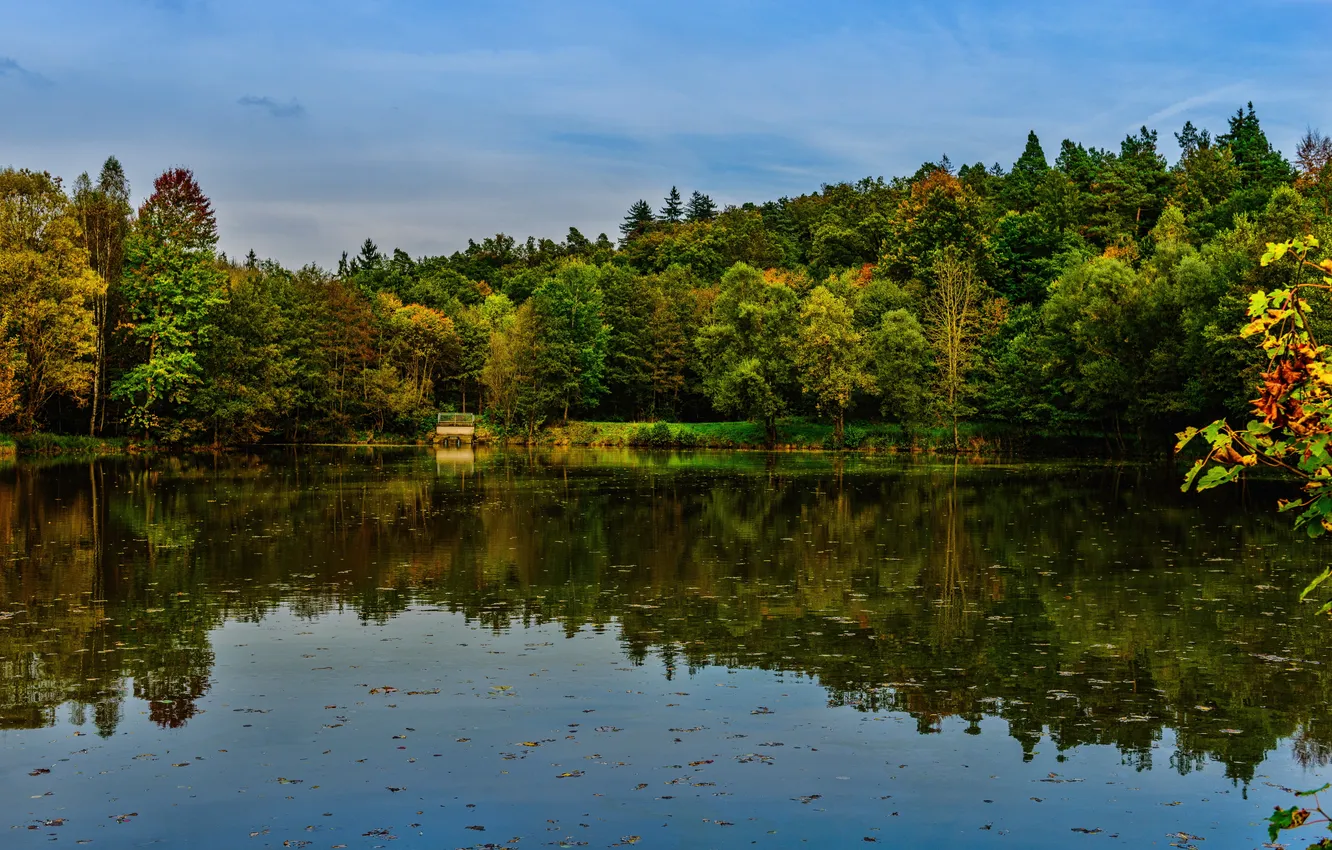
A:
3;102;1332;447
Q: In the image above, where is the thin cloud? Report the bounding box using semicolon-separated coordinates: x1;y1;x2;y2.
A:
1143;83;1253;129
238;95;304;118
0;56;51;86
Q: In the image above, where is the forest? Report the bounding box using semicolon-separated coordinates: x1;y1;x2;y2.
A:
3;102;1331;448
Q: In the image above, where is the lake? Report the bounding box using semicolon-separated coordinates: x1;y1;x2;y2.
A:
1;448;1330;849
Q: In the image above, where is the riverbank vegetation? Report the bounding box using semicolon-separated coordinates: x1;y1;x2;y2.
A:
3;103;1331;449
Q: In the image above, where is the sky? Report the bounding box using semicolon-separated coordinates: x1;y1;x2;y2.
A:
2;0;1330;267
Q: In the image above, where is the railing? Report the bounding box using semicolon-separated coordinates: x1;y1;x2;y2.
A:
436;413;476;427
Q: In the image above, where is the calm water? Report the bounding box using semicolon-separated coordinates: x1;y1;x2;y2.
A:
2;449;1331;849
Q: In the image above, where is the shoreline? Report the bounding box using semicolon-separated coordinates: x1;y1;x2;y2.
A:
0;419;1172;459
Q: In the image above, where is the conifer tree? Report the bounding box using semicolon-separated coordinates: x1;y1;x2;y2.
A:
619;200;655;241
685;191;717;222
660;187;684;223
1218;102;1293;189
1001;131;1049;213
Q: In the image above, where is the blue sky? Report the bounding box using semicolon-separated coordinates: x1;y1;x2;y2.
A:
2;0;1329;266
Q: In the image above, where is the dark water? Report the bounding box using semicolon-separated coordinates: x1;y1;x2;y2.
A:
2;449;1331;849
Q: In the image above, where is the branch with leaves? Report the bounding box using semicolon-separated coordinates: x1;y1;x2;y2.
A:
1177;235;1332;608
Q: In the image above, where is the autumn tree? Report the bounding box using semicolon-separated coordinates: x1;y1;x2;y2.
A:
482;302;547;435
0;169;104;432
71;156;132;434
925;249;984;450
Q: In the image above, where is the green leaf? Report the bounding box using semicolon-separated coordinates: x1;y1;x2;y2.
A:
1269;805;1303;841
1181;459;1205;492
1249;291;1269;316
1296;783;1331;797
1196;464;1242;492
1300;569;1332;602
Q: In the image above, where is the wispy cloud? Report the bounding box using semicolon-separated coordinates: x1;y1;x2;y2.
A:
238;95;304;118
0;56;50;86
1143;83;1253;129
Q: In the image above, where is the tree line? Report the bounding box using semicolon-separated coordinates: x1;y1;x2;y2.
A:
3;102;1331;446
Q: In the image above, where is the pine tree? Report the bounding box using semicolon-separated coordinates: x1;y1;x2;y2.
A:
1218;102;1293;189
1001;131;1049;213
619;200;655;241
685;191;717;222
1174;120;1211;156
660;187;684;223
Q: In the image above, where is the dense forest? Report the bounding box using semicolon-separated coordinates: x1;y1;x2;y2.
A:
3;102;1332;447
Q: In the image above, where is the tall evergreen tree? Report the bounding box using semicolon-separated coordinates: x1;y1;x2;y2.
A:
660;187;684;223
1217;102;1293;190
1001;131;1049;213
619;200;655;241
685;191;718;222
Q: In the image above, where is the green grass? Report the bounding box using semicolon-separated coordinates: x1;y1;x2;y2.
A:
8;433;130;456
528;419;1017;452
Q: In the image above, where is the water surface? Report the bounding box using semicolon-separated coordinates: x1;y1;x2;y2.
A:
2;449;1330;848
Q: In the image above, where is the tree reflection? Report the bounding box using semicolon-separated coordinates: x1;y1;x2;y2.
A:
1;449;1330;783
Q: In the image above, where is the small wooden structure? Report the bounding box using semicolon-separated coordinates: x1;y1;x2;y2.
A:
435;412;476;446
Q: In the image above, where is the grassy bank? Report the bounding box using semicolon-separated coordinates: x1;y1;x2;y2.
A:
4;433;130;456
512;419;1020;452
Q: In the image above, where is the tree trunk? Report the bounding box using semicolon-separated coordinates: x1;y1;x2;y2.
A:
765;416;777;448
835;412;844;448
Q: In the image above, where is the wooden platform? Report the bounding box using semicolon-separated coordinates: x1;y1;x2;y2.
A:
435;413;476;445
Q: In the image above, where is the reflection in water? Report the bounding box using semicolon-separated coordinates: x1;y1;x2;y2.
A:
1;449;1330;785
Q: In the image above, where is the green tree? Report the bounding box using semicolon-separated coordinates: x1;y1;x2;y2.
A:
531;263;610;422
660;187;684;223
112;168;227;441
881;169;993;284
870;308;931;424
696;263;799;445
1091;127;1171;247
620;200;655;242
685;191;717;222
1001;130;1049;213
795;286;873;445
1218;102;1293;191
